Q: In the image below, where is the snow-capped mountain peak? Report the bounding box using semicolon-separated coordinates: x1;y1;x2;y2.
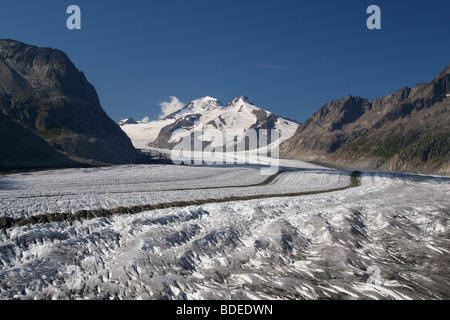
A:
163;96;223;120
186;96;223;111
228;95;254;107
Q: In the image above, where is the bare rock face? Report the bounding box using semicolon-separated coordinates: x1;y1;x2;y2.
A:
281;65;450;175
151;114;203;150
0;112;76;170
0;39;142;170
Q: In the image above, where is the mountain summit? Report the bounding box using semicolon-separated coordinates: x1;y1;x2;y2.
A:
164;96;223;120
0;39;143;170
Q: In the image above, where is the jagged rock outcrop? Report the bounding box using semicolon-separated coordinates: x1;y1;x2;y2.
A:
0;39;143;170
281;65;450;175
117;118;138;126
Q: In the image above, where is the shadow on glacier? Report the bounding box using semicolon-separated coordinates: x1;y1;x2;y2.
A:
0;178;17;191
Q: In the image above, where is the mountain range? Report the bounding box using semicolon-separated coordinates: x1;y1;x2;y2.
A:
0;39;144;171
119;96;299;150
280;65;450;175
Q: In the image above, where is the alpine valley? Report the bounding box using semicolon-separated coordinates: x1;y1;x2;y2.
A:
0;40;449;301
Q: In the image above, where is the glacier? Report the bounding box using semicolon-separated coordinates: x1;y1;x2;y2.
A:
0;162;449;300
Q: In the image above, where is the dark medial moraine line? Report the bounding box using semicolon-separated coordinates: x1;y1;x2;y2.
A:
0;171;362;231
11;168;290;199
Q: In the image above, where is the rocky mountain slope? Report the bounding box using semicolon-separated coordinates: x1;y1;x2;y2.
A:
120;96;299;150
281;65;450;175
0;39;143;170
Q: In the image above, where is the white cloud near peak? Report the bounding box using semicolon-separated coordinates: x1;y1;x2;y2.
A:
159;96;185;119
140;116;150;124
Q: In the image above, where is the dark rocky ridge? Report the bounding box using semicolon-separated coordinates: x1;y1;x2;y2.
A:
118;118;138;126
0;39;143;170
281;65;450;175
151;114;202;150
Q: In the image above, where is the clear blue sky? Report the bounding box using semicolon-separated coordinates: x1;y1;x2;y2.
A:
1;0;449;123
